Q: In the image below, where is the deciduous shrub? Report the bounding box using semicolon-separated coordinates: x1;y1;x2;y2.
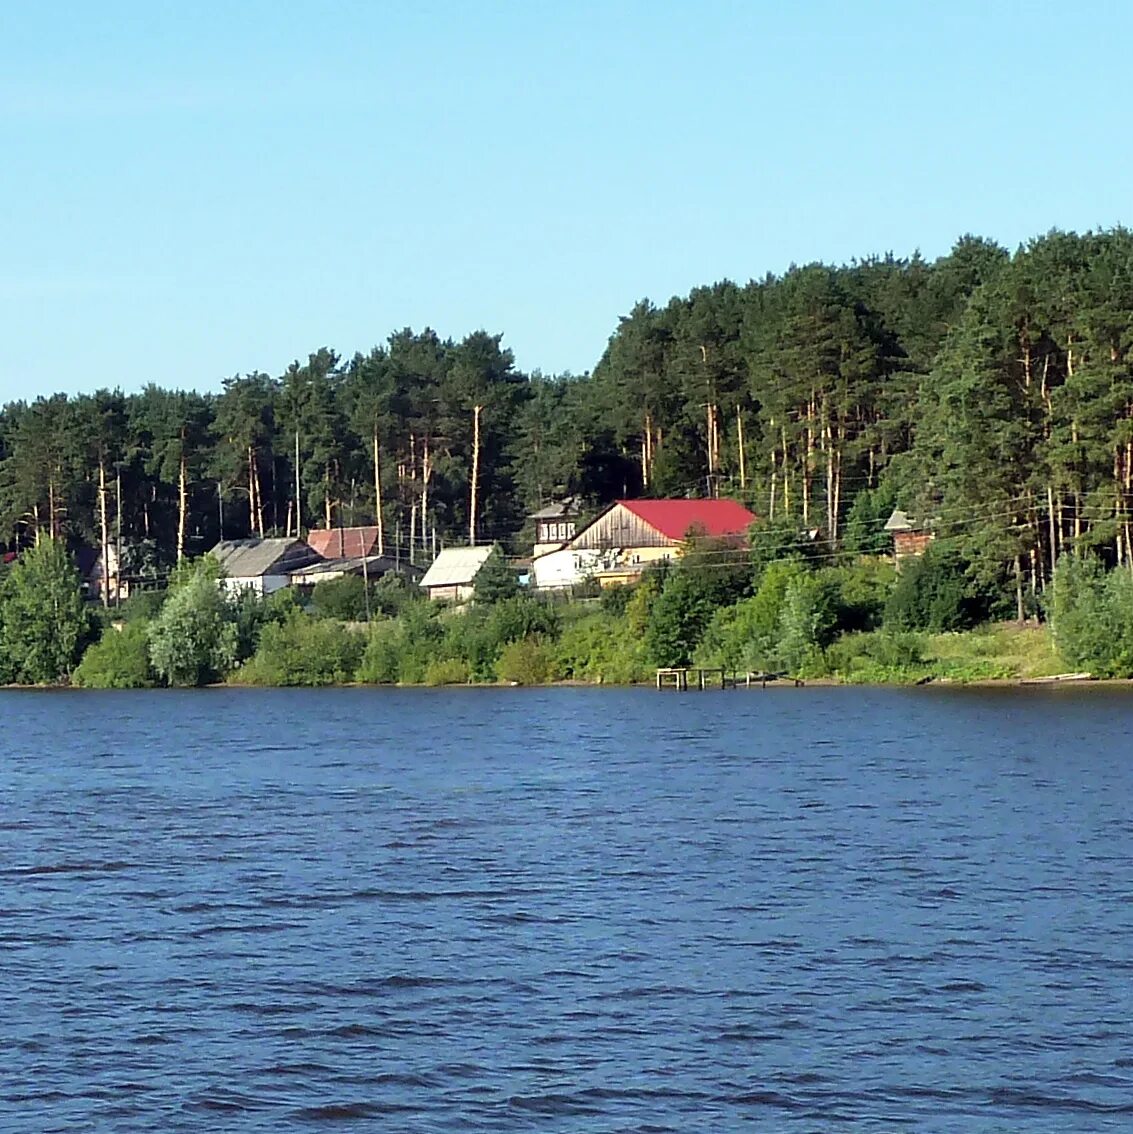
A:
1051;555;1133;676
234;612;365;686
496;636;553;684
73;623;156;688
147;559;237;686
0;538;93;685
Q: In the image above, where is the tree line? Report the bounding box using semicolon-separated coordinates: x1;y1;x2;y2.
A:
6;228;1133;612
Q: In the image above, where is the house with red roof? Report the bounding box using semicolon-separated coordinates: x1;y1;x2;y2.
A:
531;498;756;590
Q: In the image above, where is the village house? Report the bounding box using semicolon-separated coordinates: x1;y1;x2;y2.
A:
289;525;422;586
884;509;934;563
534;498;757;590
76;545;127;604
530;499;581;559
209;537;322;596
418;545;496;602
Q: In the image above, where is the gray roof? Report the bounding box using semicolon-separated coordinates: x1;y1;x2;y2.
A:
530;498;579;521
292;554;423;581
419;545;495;590
209;538;321;578
883;509;914;532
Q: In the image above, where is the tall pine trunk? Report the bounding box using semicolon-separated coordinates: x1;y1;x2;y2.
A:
372;427;384;556
469;404;482;546
177;450;188;563
98;457;110;607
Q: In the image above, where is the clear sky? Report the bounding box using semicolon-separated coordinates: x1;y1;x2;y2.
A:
3;0;1130;402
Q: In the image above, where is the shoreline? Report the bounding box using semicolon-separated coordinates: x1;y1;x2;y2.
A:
6;676;1132;693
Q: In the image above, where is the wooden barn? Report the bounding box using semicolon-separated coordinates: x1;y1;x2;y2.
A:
534;498;756;589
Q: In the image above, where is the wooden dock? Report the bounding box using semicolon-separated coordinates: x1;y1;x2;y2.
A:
655;668;803;690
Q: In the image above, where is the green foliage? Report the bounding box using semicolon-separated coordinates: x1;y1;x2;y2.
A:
748;516;818;578
553;610;652;683
310;574;372;621
819;560;896;634
0;538;92;684
884;543;989;632
776;571;841;675
73;623;155;688
356;604;445;684
233;586;300;662
645;538;753;666
473;546;520;604
842;484;898;556
117;589;166;624
496;636;553;684
371;573;421;617
423;657;470;686
1051;555;1133;676
824;630;929;683
147;559;238;686
234;612;365;686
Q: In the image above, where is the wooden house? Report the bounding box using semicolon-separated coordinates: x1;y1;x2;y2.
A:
418;545;496;602
534;498;756;589
884;509;934;562
530;499;581;559
209;537;321;596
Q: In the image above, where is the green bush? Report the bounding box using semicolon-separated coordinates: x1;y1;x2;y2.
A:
496;636;553;684
0;538;93;684
423;657;470;685
235;612;365;686
311;575;371;621
553;611;650;683
356;604;446;684
116;589;166;624
73;623;156;688
824;630;929;683
1052;555;1133;676
473;546;520;604
884;543;988;632
147;559;238;686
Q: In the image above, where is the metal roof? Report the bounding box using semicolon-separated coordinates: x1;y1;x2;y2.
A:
884;509;914;532
419;545;495;590
292;554;423;581
306;526;380;560
529;498;579;520
615;498;757;541
209;538;321;578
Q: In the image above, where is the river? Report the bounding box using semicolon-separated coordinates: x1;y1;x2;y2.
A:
2;686;1131;1131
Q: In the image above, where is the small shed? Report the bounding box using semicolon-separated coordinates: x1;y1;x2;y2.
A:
209;538;321;596
884;509;934;562
419;545;495;602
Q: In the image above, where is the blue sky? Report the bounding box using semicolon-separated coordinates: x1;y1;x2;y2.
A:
3;1;1130;401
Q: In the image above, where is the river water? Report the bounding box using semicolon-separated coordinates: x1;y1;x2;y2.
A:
1;685;1131;1131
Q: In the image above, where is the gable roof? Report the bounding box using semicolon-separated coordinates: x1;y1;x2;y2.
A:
529;498;580;521
419;545;496;590
307;526;380;560
617;498;757;542
884;509;914;532
209;538;320;578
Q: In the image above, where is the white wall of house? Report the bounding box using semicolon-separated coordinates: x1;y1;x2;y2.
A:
221;574;291;597
532;548;603;590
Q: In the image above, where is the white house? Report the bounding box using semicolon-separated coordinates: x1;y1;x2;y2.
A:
209;538;321;596
531;547;605;591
